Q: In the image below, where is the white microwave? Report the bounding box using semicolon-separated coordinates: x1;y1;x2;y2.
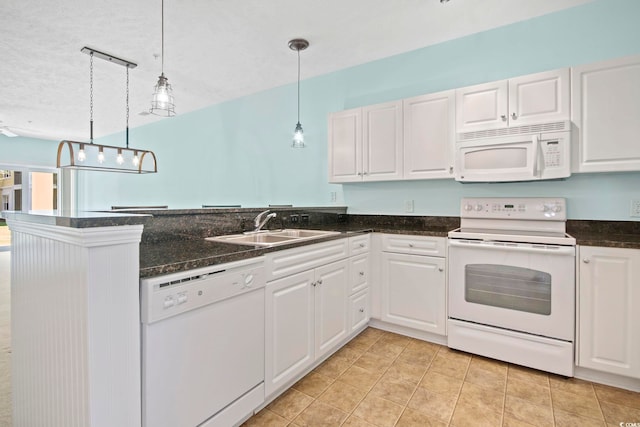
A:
455;121;571;182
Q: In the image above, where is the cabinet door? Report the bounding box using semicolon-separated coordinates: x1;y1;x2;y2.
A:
314;260;349;360
508;68;570;126
265;270;315;396
328;108;362;182
381;252;446;335
403;90;455;180
362;101;403;181
571;55;640;173
578;246;640;379
456;80;508;133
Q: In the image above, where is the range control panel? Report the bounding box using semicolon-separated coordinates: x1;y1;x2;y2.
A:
461;197;567;220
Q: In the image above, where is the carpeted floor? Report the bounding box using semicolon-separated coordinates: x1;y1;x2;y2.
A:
0;251;12;426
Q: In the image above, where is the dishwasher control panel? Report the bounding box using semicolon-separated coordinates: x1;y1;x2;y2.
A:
140;257;265;324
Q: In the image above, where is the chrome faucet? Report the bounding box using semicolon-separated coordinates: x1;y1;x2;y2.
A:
253;210;277;232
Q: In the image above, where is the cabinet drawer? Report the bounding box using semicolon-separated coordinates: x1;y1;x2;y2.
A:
265;239;349;281
349;254;369;294
350;290;369;332
381;234;446;257
349;234;370;256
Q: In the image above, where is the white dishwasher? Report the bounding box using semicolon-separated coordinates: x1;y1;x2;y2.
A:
141;257;266;427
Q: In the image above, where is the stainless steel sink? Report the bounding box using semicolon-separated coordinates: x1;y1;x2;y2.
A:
205;229;341;247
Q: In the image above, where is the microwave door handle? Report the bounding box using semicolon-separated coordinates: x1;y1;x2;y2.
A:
532;135;540;177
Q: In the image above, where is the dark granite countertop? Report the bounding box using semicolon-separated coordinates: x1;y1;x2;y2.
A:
1;210;151;228
140;213;640;277
139;219;455;278
139;227;371;278
568;220;640;250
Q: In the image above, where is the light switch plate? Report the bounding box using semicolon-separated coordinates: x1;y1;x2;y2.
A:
405;200;414;213
631;199;640;217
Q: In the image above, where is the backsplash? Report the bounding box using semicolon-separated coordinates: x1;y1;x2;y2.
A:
124;207;348;244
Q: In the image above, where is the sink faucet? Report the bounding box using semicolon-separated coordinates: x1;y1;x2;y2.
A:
254;210;277;232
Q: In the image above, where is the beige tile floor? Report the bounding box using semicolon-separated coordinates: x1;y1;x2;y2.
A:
243;327;640;427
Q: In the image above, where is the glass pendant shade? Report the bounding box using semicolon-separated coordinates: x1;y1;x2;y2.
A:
78;144;86;162
292;122;305;148
150;73;175;117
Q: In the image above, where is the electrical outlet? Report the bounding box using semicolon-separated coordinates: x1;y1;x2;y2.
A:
405;200;414;213
330;191;337;203
290;214;299;223
300;214;310;225
631;199;640;217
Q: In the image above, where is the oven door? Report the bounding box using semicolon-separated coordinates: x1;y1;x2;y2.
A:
448;239;575;341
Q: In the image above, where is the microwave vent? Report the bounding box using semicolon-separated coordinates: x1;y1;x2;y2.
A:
458;121;570;141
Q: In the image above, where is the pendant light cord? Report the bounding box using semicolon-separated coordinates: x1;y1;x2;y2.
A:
161;0;165;74
297;48;300;123
89;51;94;144
126;66;130;149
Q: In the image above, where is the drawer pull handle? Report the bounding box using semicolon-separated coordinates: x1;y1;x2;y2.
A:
317;279;323;285
438;268;444;272
408;243;414;248
359;308;364;313
511;112;518;120
312;281;316;287
359;243;365;248
501;115;507;121
583;259;590;264
359;271;365;276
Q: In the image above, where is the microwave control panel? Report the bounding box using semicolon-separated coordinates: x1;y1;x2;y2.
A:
542;140;562;168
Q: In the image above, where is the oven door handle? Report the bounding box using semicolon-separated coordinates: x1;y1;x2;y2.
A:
448;239;575;256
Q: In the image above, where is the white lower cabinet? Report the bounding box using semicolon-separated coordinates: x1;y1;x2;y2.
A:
265;259;348;396
578;246;640;379
314;260;350;359
265;269;315;397
380;235;447;335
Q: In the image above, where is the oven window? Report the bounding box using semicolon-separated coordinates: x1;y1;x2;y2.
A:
465;264;551;315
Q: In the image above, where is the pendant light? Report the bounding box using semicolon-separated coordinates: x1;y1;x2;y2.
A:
288;38;309;148
56;47;157;173
150;0;175;117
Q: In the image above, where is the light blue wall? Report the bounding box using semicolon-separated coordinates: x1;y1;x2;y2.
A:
5;0;640;219
0;135;58;168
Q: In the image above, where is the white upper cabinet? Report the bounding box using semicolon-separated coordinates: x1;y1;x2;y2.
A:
328;101;403;183
403;90;455;180
456;68;570;133
328;108;362;182
508;68;570;126
456;80;508;133
571;55;640;173
362;101;404;181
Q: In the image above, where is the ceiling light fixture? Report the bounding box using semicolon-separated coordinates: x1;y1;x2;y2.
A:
289;38;309;148
56;47;157;173
150;0;175;117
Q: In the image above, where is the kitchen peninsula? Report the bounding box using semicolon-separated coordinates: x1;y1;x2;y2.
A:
3;207;640;426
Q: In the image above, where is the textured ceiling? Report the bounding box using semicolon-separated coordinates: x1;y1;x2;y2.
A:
0;0;592;142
